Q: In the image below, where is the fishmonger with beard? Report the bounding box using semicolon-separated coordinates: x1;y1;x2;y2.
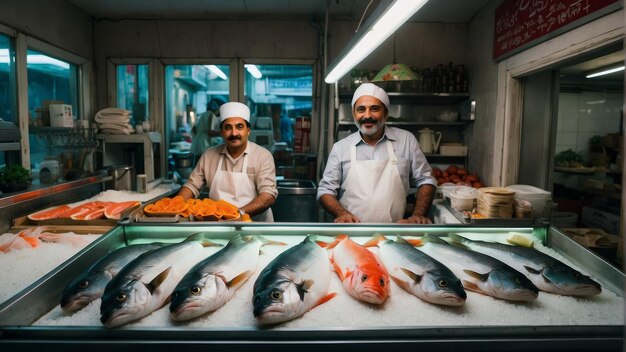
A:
178;102;277;221
317;83;436;223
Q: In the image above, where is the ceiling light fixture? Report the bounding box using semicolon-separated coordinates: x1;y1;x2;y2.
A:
245;64;263;79
205;65;227;80
372;33;417;82
324;0;429;84
585;65;625;78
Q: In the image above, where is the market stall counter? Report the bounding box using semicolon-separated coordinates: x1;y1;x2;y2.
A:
0;222;623;352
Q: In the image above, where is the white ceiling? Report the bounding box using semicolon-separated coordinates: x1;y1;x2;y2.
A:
67;0;491;22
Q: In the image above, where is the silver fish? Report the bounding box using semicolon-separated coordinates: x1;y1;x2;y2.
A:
368;235;466;306
420;235;539;301
252;235;335;325
170;235;284;321
448;233;602;296
60;243;164;313
100;234;220;328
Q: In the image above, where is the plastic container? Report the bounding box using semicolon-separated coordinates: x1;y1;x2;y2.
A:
506;184;551;216
448;187;478;211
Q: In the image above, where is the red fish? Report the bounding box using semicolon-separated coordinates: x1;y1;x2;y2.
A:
317;234;390;304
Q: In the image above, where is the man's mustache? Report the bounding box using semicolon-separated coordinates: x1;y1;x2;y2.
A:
359;118;377;125
228;135;241;141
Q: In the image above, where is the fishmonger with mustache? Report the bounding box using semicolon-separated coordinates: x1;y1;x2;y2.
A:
317;83;437;223
178;102;277;221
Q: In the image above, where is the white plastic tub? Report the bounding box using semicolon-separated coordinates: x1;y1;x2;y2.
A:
506;184;551;216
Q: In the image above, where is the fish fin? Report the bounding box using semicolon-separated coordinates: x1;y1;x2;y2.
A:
254;235;287;247
400;268;422;283
404;238;423;247
331;260;346;281
390;275;413;292
422;234;447;244
523;265;542;275
461;280;487;295
362;234;387;248
463;269;489;282
146;267;172;293
184;233;224;247
296;279;314;301
312;292;337;309
21;236;40;248
317;234;348;250
227;270;252;288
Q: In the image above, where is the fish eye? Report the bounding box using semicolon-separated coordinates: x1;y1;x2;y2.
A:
438;279;448;287
361;275;368;282
116;293;127;302
515;278;522;284
190;286;201;295
270;291;282;300
379;278;385;286
78;280;89;289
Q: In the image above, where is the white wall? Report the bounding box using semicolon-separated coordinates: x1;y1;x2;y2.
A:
556;90;623;159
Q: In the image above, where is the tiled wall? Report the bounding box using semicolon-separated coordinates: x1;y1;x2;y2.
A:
556;90;623;160
555;90;622;189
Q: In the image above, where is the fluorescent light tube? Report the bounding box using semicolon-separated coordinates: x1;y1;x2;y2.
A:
585;65;625;78
245;64;262;79
325;0;429;84
205;65;227;80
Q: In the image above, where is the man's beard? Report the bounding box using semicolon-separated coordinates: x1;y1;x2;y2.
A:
355;117;384;136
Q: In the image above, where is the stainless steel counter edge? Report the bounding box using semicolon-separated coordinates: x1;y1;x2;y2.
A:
0;175;112;208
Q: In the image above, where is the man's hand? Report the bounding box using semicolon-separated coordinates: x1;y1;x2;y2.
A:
334;212;361;223
397;215;432;224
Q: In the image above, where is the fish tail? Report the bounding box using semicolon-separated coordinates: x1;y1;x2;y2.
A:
422;234;447;245
362;233;387;247
317;234;348;249
446;233;469;249
184;233;223;247
256;235;287;247
22;236;40;248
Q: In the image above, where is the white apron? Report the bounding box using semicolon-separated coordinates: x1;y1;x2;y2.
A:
209;153;273;222
339;140;406;222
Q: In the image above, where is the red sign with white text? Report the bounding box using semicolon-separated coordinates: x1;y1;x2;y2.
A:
493;0;621;60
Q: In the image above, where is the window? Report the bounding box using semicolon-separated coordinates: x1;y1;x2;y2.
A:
164;64;230;173
244;64;313;150
27;49;79;169
117;64;149;125
0;33;17;167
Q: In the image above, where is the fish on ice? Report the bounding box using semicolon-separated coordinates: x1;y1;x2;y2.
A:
169;234;285;321
60;243;164;313
252;235;336;325
364;234;466;306
447;233;602;296
99;234;221;328
317;234;390;305
419;235;539;302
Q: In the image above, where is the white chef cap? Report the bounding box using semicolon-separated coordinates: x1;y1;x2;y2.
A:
219;102;250;123
351;83;389;110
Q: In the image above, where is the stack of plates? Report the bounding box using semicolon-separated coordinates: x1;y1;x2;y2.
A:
477;187;515;218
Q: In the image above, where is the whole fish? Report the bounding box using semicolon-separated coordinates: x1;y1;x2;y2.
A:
364;235;466;306
419;235;539;301
61;243;164;313
170;235;285;321
318;234;390;304
253;235;336;325
100;234;221;328
447;233;602;296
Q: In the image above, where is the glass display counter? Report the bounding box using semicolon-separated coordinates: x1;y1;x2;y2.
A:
0;222;623;351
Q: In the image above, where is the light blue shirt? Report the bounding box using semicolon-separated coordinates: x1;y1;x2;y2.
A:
317;126;437;200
